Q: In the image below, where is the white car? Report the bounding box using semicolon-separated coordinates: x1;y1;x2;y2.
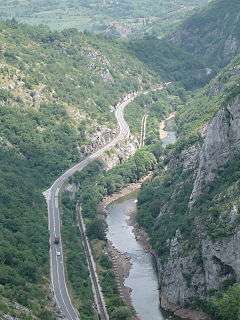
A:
56;251;61;257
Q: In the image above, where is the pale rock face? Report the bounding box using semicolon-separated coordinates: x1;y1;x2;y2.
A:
168;144;199;172
78;124;138;169
158;95;240;313
230;204;239;224
201;228;240;291
224;36;239;60
190;96;240;206
159;230;205;307
101;134;139;170
78;126;117;159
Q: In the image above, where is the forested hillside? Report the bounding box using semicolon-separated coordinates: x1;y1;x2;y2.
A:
137;52;240;320
130;0;240;89
0;20;156;319
0;0;209;38
169;0;240;71
1;1;240;320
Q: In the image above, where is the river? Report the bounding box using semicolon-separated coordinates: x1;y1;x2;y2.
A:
106;114;176;320
107;194;164;320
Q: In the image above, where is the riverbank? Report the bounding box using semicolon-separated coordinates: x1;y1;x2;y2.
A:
100;182;210;320
97;113;175;319
99;173;152;215
99;113;211;320
99;177;165;320
99;179;151;319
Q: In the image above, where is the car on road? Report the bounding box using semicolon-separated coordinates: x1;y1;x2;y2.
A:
54;236;60;244
56;251;61;257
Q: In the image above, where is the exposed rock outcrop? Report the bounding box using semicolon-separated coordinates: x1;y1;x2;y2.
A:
190;96;240;205
100;134;139;170
158;95;240;317
201;229;240;292
78;125;117;159
78;125;139;170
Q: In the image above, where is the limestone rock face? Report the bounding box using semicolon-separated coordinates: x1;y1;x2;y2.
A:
201;228;240;291
190;96;240;205
78;124;139;170
158;95;240;313
100;134;139;170
159;234;205;306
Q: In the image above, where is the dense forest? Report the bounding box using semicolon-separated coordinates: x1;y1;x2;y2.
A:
130;0;240;89
0;20;157;319
1;0;240;319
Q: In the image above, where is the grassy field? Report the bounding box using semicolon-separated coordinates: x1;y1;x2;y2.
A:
0;0;210;37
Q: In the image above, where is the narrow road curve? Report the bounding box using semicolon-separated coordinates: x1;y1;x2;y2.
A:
43;84;166;320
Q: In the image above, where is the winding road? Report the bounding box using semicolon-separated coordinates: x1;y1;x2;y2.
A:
43;85;165;320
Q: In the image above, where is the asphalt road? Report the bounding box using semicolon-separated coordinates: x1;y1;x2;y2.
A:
43;91;142;320
43;85;166;319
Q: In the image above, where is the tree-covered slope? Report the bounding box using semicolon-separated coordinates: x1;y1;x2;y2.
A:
129;37;210;89
130;0;240;89
137;55;240;319
0;20;156;319
169;0;240;71
0;0;209;38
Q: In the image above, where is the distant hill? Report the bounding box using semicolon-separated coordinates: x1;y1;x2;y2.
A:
169;0;240;71
130;0;240;89
0;0;209;38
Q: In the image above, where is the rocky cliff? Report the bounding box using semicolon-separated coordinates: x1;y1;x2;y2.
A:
190;95;240;205
158;95;240;318
137;54;240;318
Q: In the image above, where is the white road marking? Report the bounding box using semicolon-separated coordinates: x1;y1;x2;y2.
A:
44;84;168;320
56;255;75;320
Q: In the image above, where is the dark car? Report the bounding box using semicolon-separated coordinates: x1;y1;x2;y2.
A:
54;236;60;244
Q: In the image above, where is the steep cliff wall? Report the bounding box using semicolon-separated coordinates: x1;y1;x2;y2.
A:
137;57;240;319
158;95;240;319
190;96;240;205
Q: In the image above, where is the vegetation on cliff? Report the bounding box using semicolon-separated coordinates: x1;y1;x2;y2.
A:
137;52;240;319
130;0;240;89
1;1;240;319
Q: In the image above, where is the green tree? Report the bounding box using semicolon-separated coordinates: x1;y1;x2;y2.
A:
111;306;132;320
213;285;240;320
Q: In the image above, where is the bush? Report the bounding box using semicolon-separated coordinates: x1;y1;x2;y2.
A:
86;219;106;241
111;306;132;320
212;285;240;320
